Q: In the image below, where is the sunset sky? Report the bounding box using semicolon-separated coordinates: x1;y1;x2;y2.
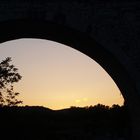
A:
0;39;124;110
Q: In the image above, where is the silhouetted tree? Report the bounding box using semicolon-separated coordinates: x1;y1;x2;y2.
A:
0;57;22;106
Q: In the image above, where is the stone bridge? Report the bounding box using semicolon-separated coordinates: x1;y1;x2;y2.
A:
0;0;140;139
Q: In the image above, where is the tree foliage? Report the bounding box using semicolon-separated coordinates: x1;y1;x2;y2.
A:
0;57;22;106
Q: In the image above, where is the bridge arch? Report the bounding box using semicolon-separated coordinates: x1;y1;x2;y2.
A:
0;19;139;139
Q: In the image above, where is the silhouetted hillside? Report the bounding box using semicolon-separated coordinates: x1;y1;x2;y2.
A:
0;104;132;140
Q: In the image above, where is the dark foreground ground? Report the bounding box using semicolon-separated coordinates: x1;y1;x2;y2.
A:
0;104;132;140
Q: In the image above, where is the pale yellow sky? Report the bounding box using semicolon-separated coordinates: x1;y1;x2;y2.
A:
0;39;124;110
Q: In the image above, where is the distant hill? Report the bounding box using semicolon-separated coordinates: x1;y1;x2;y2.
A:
0;104;132;140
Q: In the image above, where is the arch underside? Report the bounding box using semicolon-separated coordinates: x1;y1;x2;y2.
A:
0;19;137;103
